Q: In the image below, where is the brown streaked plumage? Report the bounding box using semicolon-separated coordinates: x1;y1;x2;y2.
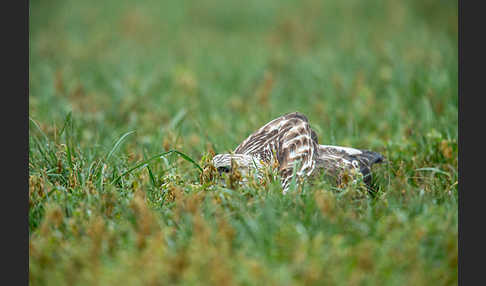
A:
212;112;383;193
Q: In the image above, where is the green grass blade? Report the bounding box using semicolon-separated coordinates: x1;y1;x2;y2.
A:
57;112;72;138
65;142;74;171
105;130;136;162
146;165;157;188
168;108;187;130
111;149;202;185
415;167;451;178
29;117;49;142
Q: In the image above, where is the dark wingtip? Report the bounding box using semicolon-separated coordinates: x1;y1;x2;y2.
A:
355;151;384;192
361;150;385;165
374;153;384;164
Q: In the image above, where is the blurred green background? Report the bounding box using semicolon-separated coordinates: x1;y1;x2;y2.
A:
29;0;457;285
30;0;457;154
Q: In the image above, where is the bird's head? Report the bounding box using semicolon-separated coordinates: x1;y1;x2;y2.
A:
212;153;264;179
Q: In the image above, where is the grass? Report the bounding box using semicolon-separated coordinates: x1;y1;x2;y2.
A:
29;0;458;285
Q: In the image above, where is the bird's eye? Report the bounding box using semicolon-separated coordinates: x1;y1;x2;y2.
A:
217;166;231;174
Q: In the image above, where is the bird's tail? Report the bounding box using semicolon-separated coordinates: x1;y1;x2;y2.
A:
354;150;384;166
317;145;384;186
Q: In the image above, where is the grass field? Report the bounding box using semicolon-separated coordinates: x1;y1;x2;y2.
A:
29;0;458;285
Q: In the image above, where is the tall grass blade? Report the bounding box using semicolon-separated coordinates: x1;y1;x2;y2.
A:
111;149;202;185
29;117;49;142
106;130;136;162
146;165;157;188
415;167;451;178
168;108;186;130
58;112;72;138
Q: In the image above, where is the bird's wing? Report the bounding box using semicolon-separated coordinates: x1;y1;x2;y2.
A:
234;112;319;192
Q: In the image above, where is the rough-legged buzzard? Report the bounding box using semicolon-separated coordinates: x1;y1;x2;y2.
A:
212;112;383;193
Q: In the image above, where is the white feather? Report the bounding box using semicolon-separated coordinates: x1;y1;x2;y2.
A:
320;145;362;156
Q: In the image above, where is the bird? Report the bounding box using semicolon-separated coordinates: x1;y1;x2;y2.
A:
212;112;384;193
